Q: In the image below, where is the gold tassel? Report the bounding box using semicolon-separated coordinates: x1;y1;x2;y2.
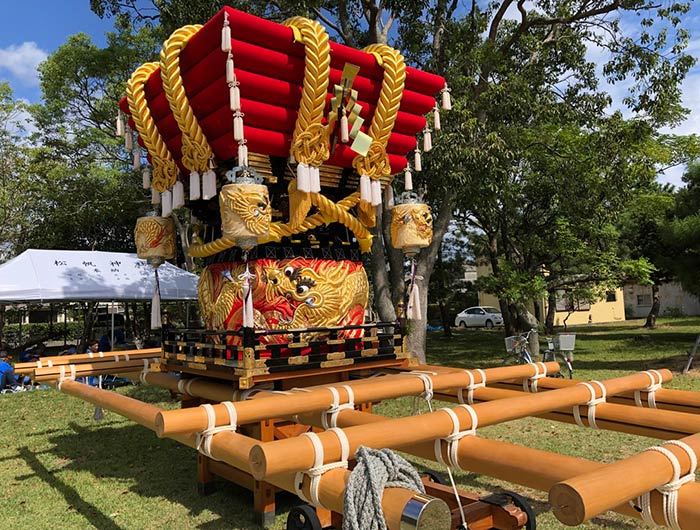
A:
189;171;201;201
423;127;432;152
433;104;441;132
238;140;248;166
233;111;244;141
288;179;311;229
441;84;452;110
404;166;413;191
226;55;235;83
414;148;422;172
229;83;241;112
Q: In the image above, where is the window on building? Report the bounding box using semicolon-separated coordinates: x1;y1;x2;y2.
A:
637;294;652;307
606;291;617;302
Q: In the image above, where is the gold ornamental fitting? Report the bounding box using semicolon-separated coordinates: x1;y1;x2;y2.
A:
134;215;177;263
390;199;433;257
219;182;271;250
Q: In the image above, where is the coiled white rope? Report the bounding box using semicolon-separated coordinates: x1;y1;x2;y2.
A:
634;369;664;409
523;362;548;393
573;381;607;429
294;428;350;509
458;369;486;405
634;440;697;530
343;446;425;530
195;402;237;460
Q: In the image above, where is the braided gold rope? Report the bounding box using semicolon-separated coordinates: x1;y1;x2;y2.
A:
352;44;406;179
126;62;179;192
188;193;367;257
283;17;331;167
160;25;213;173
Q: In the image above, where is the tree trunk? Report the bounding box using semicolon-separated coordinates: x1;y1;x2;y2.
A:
545;291;557;334
171;213;194;271
643;285;661;328
438;299;452;337
370;203;399;322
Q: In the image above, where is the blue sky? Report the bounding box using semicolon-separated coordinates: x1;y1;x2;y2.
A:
0;1;698;185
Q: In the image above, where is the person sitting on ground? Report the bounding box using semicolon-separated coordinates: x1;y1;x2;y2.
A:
86;339;100;355
0;350;23;393
19;344;43;363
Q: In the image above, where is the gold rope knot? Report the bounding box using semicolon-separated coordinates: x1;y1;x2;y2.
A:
293;123;330;167
353;141;391;178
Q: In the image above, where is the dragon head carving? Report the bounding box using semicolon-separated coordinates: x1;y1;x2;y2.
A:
220;183;272;238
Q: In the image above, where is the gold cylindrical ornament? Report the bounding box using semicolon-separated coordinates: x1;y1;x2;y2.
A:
391;196;433;257
219;182;271;250
134;215;176;265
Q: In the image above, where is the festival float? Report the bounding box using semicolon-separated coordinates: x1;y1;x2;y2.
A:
21;6;700;530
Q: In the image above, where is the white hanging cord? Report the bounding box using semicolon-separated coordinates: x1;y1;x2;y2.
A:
321;385;356;429
238;254;255;328
523;362;548;393
196;402;238;460
433;405;477;529
294;429;350;509
406;260;423;320
458;369;487;405
573;381;607;429
634;369;664;409
634;440;697;530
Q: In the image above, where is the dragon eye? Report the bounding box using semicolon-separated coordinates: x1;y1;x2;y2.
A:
296;284;309;295
258;202;266;209
284;266;294;277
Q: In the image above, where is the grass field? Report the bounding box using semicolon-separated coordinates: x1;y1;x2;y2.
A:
2;317;700;529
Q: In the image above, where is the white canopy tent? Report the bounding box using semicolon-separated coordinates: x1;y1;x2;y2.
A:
0;249;199;346
0;249;198;303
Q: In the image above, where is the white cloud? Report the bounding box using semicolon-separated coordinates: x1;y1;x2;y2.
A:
0;42;48;87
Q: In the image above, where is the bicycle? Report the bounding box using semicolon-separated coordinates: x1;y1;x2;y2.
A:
504;330;574;379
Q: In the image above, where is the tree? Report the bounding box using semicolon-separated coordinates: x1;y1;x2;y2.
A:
89;1;697;360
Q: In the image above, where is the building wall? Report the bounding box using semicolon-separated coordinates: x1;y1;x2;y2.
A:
624;282;700;318
476;261;626;325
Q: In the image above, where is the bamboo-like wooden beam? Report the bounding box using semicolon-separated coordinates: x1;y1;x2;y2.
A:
154;362;561;437
14;348;161;374
310;407;700;528
549;432;700;525
33;358;160;382
53;380;448;530
249;370;672;479
433;386;700;439
493;378;700;415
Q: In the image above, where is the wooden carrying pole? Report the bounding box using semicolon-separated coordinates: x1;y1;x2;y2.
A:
434;385;700;439
155;362;561;437
314;407;700;528
493;377;700;415
33;358;160;382
549;432;700;526
53;379;448;530
14;348;160;374
249;370;672;479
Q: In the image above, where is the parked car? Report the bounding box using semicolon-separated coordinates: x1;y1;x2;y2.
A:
454;306;504;328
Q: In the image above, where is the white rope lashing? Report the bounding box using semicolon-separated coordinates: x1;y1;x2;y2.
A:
634;369;664;409
523;362;548;393
458;369;486;405
573;381;607;429
434;405;478;471
195;401;237;460
56;364;77;391
139;359;151;384
634;440;697;530
177;377;200;396
322;385;356;429
294;428;350;509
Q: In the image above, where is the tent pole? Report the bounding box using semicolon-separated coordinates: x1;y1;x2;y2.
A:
63;306;67;346
186;302;190;328
111;301;115;350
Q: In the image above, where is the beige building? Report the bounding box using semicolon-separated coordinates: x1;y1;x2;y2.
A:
477;261;626;326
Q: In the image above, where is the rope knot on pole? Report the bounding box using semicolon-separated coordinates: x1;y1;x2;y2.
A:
523;362;548;392
434;405;478;471
321;385;355;429
573;381;607;429
634;369;664;409
294;428;350;509
458;369;486;405
634;440;698;530
196;402;237;460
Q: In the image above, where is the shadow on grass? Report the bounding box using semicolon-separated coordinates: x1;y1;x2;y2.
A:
30;421;266;530
17;446;124;530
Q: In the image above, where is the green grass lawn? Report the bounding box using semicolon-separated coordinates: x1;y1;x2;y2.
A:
2;317;700;529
